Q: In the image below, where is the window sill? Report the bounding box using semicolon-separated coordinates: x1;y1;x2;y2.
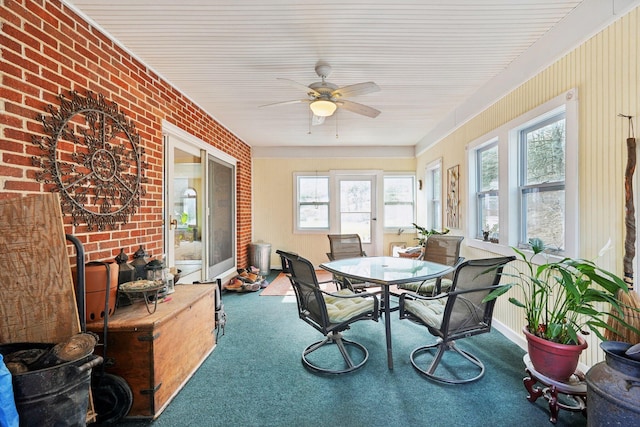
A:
467;238;565;263
467;239;513;257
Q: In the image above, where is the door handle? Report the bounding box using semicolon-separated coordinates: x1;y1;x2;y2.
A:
170;217;178;229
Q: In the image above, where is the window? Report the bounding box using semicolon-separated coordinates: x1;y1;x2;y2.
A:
425;161;442;230
295;175;330;230
476;142;498;240
466;89;577;257
180;187;197;227
383;175;415;229
339;178;374;242
519;113;566;250
294;171;415;235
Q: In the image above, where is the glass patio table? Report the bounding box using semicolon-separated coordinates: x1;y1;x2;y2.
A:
320;256;453;370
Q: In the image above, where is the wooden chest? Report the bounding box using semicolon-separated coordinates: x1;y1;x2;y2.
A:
87;284;216;419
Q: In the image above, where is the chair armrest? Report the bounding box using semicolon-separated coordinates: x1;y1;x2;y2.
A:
401;283;502;303
318;278;341;291
446;283;502;297
400;290;448;302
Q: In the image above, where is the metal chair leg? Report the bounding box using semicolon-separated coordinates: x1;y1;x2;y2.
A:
410;340;485;384
301;331;369;375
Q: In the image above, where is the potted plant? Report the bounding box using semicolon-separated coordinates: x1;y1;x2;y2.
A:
485;237;639;381
412;223;449;248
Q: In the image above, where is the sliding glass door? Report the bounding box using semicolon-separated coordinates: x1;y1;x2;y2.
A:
167;141;204;283
165;125;237;283
207;155;235;278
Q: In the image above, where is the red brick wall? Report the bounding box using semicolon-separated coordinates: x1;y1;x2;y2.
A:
1;0;252;269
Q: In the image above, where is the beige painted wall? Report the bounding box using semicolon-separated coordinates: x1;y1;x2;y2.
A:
252;157;416;268
416;7;640;367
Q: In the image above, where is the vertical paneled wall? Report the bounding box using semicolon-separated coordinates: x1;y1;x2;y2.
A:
0;1;252;268
417;7;640;366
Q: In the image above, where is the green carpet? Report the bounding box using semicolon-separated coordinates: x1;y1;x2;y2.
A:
116;270;587;427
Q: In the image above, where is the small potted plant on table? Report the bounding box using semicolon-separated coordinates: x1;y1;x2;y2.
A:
484;238;639;381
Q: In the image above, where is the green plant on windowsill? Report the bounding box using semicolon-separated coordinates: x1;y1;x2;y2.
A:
483;223;499;243
411;223;449;247
484;237;639;346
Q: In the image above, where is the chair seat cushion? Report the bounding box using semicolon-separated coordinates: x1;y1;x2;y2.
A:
324;289;375;323
404;297;448;328
398;278;452;295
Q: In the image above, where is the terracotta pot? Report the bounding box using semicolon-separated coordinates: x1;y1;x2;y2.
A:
73;262;119;323
523;326;587;382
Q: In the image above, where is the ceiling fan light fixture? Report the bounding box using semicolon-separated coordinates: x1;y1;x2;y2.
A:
310;99;337;117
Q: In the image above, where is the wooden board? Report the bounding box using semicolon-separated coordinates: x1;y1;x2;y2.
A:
0;194;81;344
87;285;216;418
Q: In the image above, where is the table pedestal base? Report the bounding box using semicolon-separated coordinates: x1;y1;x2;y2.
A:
522;354;587;424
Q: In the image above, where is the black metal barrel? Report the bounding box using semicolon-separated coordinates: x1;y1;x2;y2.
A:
0;343;102;427
586;341;640;426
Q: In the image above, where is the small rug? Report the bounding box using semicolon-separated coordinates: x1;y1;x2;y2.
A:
260;271;336;296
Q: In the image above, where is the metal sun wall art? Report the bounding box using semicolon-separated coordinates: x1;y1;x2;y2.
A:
447;164;460;229
32;91;147;231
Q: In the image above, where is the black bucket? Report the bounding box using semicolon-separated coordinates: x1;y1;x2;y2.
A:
0;343;102;427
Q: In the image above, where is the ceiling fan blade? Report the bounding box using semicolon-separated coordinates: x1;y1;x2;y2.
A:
277;78;320;97
337;100;381;118
259;99;307;108
331;82;380;99
311;115;325;126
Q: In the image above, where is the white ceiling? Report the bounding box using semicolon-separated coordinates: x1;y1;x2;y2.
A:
63;0;640;156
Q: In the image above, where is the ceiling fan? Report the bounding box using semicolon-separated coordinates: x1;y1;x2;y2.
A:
260;63;381;125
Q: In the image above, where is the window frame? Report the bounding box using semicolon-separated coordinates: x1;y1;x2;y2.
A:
293;170;416;237
293;173;330;232
424;159;442;230
466;89;578;259
382;174;416;232
475;140;499;240
518;113;567;250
